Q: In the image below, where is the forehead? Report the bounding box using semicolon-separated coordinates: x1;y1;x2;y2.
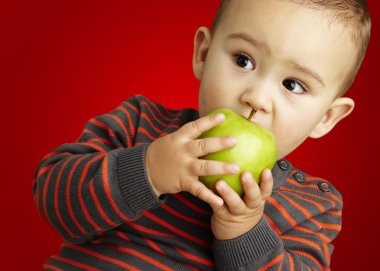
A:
216;0;356;91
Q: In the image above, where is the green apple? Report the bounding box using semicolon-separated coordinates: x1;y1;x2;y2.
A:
198;108;277;196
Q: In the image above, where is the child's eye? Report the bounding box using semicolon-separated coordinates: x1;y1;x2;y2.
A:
282;79;306;94
234;53;255;70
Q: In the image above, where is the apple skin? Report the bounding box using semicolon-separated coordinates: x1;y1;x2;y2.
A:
198;108;277;196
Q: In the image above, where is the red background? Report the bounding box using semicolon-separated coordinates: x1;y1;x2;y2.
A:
0;1;379;270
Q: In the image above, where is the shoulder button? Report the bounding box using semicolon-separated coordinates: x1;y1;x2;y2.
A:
293;172;305;183
278;160;289;171
318;182;331;192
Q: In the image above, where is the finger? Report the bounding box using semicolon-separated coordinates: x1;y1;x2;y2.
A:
177;113;225;139
215;180;247;215
192;159;240;176
241;172;262;209
182;179;224;208
191;136;237;157
259;169;273;201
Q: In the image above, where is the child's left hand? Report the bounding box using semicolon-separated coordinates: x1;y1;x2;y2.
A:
210;169;273;240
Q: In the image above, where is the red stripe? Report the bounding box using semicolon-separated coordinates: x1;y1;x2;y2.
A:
64;244;141;271
90;119;118;140
78;154;106;231
115;230;131;241
267;197;297;226
82;142;107;153
137;127;157;140
42;151;69;160
50;255;101;271
293;250;329;271
86;138;109;145
294;225;331;243
54;157;76;237
90;118;108;129
126;221;176;238
89;180;116;226
140;101;172;126
117;104;136;136
145;238;165;255
123;100;140;114
278;255;284;271
174;246;214;267
173;194;211;215
66;156;88;235
287;252;294;271
144;212;210;247
325;209;342;216
107;113;132;147
143;97;178;117
265;214;282;235
102;154;131;221
34;163;53;212
288;178;342;205
42;162;58;227
277;191;312;218
328;193;343;205
258;253;284;271
280;190;325;212
282;236;322;252
42;152;57;160
107;244;175;271
82;129;112;145
322;241;330;266
142;112;164;133
37;164;54;179
309;218;341;231
43;264;63;271
281;185;337;208
185;264;201;271
161;204;210;228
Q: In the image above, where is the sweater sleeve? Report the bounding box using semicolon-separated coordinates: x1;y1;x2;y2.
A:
212;178;343;271
33;95;164;244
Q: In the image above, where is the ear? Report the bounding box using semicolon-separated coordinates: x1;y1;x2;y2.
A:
309;97;355;138
192;26;212;80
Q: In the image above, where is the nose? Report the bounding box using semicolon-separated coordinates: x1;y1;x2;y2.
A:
240;85;273;115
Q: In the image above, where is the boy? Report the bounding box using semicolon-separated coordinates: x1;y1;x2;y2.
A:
34;0;371;270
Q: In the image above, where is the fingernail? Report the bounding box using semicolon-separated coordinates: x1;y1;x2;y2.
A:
230;164;240;173
242;172;252;182
215;113;225;122
215;197;224;206
217;181;226;190
263;169;272;179
228;137;238;146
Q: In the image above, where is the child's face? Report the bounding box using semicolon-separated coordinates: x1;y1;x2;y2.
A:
193;0;356;159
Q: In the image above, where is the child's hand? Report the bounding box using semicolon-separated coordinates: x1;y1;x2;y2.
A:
145;113;239;207
210;169;273;240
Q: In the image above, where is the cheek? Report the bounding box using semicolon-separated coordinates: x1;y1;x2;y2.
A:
272;114;317;158
198;77;234;116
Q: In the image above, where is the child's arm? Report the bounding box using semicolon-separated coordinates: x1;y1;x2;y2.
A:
210;171;342;271
33;95;235;243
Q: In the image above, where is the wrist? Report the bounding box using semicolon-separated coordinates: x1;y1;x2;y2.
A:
145;142;162;197
212;217;282;270
213;214;262;240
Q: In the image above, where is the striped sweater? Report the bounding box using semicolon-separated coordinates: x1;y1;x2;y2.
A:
34;95;343;271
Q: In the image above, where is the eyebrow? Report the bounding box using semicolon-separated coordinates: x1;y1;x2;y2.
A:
227;32;325;87
227;32;268;51
288;61;325;87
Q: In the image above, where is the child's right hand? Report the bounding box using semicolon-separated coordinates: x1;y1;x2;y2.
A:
145;113;239;207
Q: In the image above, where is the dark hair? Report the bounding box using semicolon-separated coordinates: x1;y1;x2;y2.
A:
211;0;372;94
